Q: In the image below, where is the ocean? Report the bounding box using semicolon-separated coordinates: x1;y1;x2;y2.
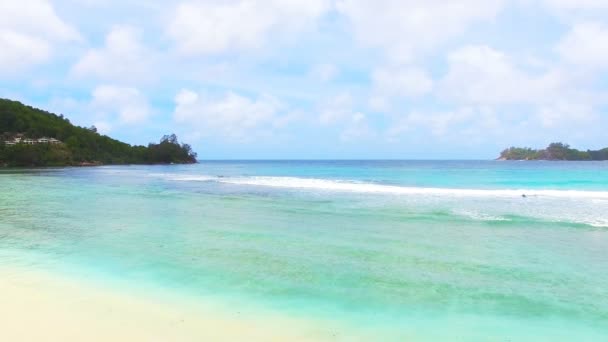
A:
1;161;608;340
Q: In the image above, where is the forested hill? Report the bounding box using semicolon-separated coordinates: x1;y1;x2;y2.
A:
0;98;197;167
499;143;608;161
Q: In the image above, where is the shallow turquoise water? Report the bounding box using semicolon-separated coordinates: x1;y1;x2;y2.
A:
1;161;608;340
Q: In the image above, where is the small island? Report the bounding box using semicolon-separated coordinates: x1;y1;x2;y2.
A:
0;99;197;167
499;142;608;161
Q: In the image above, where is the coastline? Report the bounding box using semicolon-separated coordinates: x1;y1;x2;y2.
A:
0;265;342;342
2;262;607;341
0;161;198;168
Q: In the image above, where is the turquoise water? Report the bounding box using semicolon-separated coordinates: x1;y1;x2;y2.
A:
1;161;608;340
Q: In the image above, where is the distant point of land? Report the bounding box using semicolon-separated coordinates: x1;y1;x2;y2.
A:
498;142;608;161
0;98;197;167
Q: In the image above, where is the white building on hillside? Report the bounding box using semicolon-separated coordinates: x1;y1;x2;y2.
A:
3;136;62;146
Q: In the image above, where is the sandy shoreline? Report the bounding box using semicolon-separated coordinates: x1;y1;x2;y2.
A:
0;266;345;341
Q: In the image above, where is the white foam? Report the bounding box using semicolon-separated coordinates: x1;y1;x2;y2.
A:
163;174;608;200
164;175;217;182
452;210;511;222
585;219;608;228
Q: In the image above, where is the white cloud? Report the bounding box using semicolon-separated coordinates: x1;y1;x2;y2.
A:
542;0;608;11
317;91;375;141
536;101;597;128
309;63;339;82
534;0;608;23
173;89;291;140
557;22;608;70
92;85;151;124
440;45;529;104
335;0;504;61
373;67;433;97
388;108;476;138
72;26;153;83
438;45;571;105
370;66;433;111
167;0;331;56
0;1;79;40
318;92;355;125
0;31;50;71
340;112;375;142
437;44;604;132
0;0;79;73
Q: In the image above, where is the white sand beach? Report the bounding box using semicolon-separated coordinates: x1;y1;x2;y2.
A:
0;267;344;342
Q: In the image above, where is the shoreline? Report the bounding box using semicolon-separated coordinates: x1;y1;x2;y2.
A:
0;265;344;342
0;161;199;168
2;264;606;341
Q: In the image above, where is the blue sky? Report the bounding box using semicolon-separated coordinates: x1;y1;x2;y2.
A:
2;0;608;159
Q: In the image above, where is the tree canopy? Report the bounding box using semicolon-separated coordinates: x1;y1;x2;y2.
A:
499;143;608;161
0;98;197;167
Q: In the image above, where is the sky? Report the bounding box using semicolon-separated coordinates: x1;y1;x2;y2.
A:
1;0;608;159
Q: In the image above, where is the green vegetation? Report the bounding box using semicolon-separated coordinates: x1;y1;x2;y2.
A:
499;142;608;161
0;99;197;167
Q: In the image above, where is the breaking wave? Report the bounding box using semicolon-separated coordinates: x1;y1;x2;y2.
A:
161;174;608;200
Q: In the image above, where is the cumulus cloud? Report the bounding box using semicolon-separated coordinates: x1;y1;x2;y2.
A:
173;89;293;140
335;0;504;61
437;44;604;131
317;92;376;141
309;63;339;82
91;85;151;124
370;66;433;111
388;108;476;138
0;32;50;71
167;0;331;56
557;22;608;70
440;45;532;104
0;1;79;41
318;92;355;125
340;112;375;142
0;0;79;73
542;0;608;11
72;26;154;83
375;67;433;97
536;101;598;128
438;45;577;106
